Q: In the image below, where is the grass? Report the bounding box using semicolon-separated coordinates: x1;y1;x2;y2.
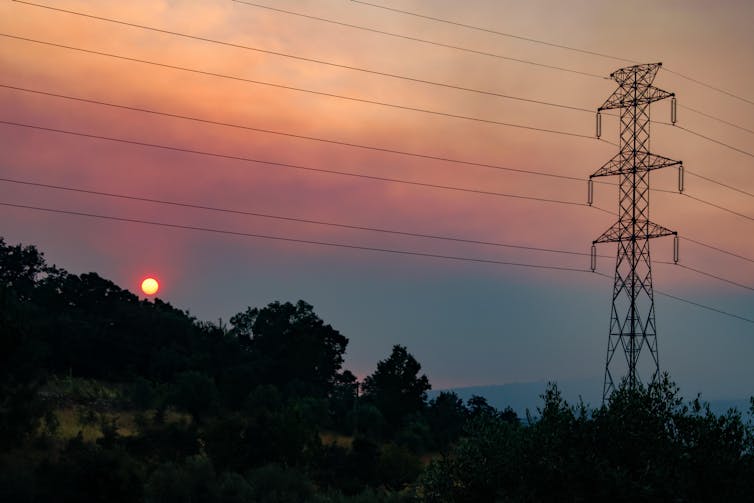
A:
52;407;191;442
40;374;191;442
320;431;354;449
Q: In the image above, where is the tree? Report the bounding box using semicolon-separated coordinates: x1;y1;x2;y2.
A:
467;395;497;419
144;456;218;503
376;443;422;490
203;385;320;472
167;371;219;421
0;237;50;301
427;391;468;452
361;345;430;434
0;241;49;448
329;370;358;433
420;412;522;502
420;376;754;502
229;300;348;398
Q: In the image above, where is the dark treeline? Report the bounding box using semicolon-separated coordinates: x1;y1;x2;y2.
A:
1;236;753;502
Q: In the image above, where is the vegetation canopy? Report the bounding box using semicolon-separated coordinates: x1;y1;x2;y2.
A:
1;237;752;502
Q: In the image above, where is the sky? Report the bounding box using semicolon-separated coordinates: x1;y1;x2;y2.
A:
1;0;753;400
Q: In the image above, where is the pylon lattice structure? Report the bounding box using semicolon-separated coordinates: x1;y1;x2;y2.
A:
589;63;682;402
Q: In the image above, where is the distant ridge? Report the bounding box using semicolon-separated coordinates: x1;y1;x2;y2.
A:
430;377;750;418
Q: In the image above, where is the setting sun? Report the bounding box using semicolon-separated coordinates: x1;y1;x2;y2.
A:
141;277;159;296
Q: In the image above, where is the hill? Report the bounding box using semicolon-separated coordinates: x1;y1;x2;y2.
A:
433;377;750;417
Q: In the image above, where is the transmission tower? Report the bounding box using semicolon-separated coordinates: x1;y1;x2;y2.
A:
588;62;682;402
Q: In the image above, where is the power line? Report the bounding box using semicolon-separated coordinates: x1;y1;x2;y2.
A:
590;271;754;325
679;103;754;136
604;179;754;264
13;0;606;89
231;0;607;80
683;193;754;223
685;169;754;200
2;199;751;324
0;83;593;184
674;125;754;159
0;34;600;141
0;175;607;258
653;119;754;159
0;83;626;194
675;263;754;293
347;1;754;108
655;260;754;293
21;82;726;209
6;11;749;272
682;236;754;265
2;84;700;203
663;67;754;109
349;0;635;65
5;81;748;258
655;290;754;324
6;176;751;293
0;119;612;213
0;200;593;274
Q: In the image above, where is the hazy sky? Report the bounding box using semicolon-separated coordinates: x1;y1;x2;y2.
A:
1;0;753;398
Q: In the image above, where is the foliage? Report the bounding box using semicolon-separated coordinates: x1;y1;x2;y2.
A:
426;391;467;452
167;371;219;421
329;369;359;433
229;300;349;398
362;345;431;434
0;279;48;448
419;376;754;502
144;455;218;503
246;463;315;503
35;434;146;503
376;443;422;490
203;384;320;472
3;237;754;502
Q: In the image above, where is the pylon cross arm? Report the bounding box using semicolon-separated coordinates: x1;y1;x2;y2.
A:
599;86;674;110
594;220;676;244
590;152;681;178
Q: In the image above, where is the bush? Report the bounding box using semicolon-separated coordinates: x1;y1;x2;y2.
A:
246;463;314;503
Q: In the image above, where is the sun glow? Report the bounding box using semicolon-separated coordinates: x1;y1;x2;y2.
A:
141;277;159;296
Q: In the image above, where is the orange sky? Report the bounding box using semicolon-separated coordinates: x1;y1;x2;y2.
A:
1;0;752;394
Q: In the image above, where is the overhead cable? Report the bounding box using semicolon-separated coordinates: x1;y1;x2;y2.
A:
0;200;594;274
4;177;751;292
0;34;600;141
345;0;754;107
231;0;607;80
0;175;608;258
14;0;604;101
683;193;754;223
3;200;750;324
349;0;635;64
0;119;612;213
679;103;754;136
663;67;754;108
685;169;754;200
0;83;596;184
682;236;754;265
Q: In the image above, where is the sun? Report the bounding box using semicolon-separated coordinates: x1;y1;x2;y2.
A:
141;277;159;296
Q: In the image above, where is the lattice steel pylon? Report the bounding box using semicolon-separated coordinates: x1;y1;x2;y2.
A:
588;62;683;402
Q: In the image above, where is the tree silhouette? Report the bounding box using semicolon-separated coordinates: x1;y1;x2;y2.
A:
229;300;348;398
362;345;430;434
427;391;468;452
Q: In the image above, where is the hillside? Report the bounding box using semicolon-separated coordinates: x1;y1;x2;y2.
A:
2;236;754;502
